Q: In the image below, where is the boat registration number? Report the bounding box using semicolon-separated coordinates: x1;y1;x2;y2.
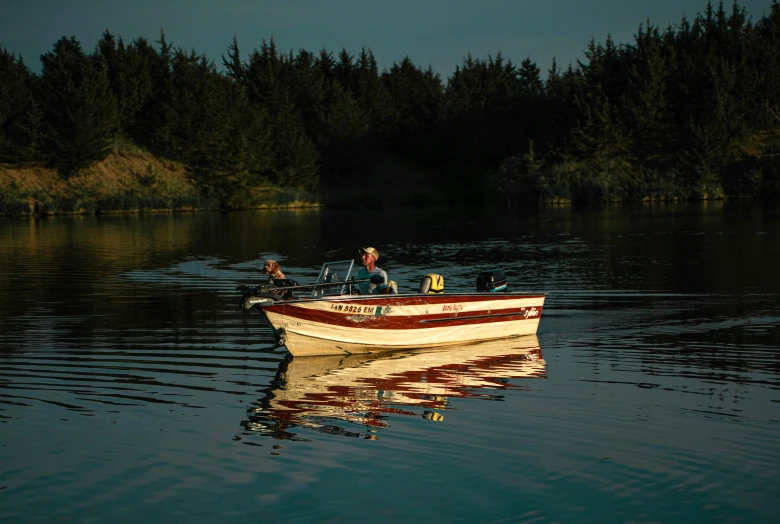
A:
330;304;375;314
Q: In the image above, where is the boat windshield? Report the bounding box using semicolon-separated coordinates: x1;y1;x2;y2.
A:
312;259;356;297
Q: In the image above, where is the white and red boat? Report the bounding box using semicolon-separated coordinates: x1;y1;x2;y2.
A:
238;260;545;357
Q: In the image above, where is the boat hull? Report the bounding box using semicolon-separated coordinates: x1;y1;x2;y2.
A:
257;293;545;356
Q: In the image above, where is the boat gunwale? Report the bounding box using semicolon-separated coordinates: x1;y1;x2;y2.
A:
258;291;547;309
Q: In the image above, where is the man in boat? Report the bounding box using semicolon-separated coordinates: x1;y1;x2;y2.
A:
356;247;389;294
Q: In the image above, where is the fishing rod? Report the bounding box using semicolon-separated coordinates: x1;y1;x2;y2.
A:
237;276;381;309
236;276;378;294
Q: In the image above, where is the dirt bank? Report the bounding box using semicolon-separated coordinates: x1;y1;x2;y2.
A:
0;148;320;215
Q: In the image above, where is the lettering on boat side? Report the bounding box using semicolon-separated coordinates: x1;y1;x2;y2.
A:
523;307;540;318
442;304;464;312
330;304;377;314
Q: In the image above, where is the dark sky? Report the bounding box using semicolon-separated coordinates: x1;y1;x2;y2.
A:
1;0;773;77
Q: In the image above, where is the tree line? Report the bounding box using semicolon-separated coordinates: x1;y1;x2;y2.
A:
2;0;779;205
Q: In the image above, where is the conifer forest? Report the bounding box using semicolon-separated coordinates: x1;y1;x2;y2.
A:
2;1;780;211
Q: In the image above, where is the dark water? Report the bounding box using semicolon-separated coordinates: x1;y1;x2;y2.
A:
1;202;778;523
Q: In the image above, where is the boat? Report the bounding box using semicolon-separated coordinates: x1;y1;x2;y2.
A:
241;336;545;440
237;259;545;357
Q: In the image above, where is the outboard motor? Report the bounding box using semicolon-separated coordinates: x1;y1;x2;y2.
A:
237;280;297;309
419;273;444;294
476;270;507;292
236;284;282;309
241;293;280;309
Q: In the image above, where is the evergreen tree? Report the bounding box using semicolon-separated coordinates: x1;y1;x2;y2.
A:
570;84;633;160
442;53;527;175
222;36;244;83
316;49;336;83
96;31;153;137
384;57;443;128
244;38;286;109
354;48;392;129
334;48;355;92
316;79;368;146
219;36;275;183
185;42;274;203
271;97;319;191
626;22;672;163
314;79;371;187
134;32;177;153
39;36;119;177
517;57;543;100
0;47;43;163
292;48;327;138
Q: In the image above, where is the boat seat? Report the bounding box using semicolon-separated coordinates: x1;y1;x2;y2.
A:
377;280;398;294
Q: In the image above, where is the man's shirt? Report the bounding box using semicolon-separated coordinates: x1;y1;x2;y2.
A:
356;267;388;294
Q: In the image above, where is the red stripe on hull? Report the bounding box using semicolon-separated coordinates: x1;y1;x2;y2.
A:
266;304;544;329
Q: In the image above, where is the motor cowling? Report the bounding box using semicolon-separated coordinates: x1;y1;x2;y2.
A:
419;273;444;294
476;270;507;292
241;293;281;309
237;283;282;309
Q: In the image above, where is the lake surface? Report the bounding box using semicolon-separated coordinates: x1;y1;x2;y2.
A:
1;202;778;523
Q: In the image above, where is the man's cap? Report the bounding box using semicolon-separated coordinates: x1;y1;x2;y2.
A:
359;246;379;260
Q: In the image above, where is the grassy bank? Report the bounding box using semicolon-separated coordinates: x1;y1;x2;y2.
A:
491;146;780;206
0;147;321;216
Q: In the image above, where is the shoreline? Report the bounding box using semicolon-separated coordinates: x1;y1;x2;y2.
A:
0;204;325;218
1;149;772;218
0;148;322;217
2;194;767;219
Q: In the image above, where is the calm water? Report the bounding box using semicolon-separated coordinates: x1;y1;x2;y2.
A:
1;203;778;523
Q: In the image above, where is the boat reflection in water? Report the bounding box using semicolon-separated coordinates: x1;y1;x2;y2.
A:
241;335;545;441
